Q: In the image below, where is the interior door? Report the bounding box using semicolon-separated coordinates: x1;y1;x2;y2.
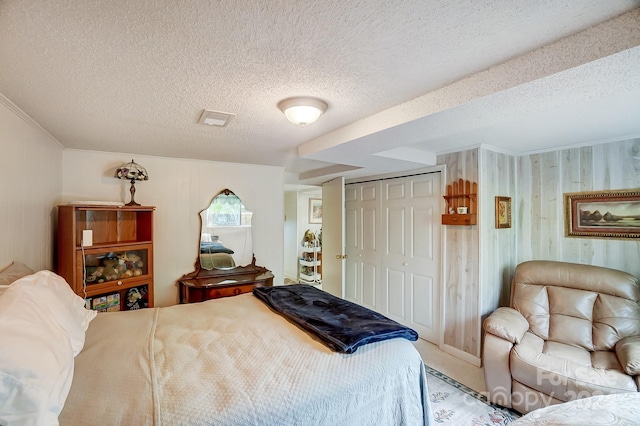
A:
321;177;345;298
344;181;380;311
381;173;441;342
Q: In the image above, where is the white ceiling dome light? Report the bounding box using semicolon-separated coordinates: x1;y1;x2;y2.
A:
278;97;328;126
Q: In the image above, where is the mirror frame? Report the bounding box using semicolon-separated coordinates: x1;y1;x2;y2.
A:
182;189;269;280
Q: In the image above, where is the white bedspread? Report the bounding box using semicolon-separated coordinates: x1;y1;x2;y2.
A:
512;392;640;425
60;293;433;425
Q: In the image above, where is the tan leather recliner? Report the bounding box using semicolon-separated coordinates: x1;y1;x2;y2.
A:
483;260;640;414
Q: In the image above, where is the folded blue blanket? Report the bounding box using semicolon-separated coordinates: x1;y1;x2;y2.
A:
253;284;418;354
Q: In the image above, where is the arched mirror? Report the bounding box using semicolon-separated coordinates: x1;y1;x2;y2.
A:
199;189;253;270
179;188;273;304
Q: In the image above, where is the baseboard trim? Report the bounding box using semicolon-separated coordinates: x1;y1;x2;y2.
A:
442;344;482;367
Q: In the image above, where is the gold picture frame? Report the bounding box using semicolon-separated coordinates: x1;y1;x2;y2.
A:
495;196;511;229
564;189;640;239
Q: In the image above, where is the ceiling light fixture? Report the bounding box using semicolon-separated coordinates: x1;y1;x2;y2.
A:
278;97;328;126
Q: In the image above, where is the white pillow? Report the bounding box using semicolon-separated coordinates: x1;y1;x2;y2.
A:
6;271;97;356
0;280;75;425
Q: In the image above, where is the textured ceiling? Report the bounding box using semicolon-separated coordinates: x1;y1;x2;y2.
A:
1;1;639;185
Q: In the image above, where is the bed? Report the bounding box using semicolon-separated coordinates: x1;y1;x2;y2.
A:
0;264;433;425
512;392;640;425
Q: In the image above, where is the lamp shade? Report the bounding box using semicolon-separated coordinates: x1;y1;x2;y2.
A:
115;159;148;206
115;159;149;182
278;97;328;126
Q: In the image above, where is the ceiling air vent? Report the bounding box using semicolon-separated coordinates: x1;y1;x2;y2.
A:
198;109;235;127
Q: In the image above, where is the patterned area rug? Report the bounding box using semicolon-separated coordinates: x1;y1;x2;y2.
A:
425;365;521;425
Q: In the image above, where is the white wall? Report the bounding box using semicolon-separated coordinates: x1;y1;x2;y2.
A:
296;189;322;271
297;189;322;238
283;188;323;281
0;93;63;271
283;191;298;280
62;149;285;307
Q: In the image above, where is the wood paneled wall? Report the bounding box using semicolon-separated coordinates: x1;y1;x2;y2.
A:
517;138;640;276
0;93;63;271
438;141;639;363
437;149;480;360
479;149;516;317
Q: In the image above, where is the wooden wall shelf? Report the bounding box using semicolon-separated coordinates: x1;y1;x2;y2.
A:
442;179;477;226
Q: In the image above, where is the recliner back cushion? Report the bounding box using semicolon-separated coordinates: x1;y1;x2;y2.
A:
594;294;640;350
548;286;596;350
512;261;640;351
513;283;550;340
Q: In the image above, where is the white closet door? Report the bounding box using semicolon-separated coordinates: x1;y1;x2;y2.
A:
344;172;441;343
345;181;380;311
381;173;441;343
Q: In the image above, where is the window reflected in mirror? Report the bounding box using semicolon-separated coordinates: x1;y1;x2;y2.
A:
205;192;252;227
200;190;253;270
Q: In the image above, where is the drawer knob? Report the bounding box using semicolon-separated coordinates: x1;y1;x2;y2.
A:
117;280;123;286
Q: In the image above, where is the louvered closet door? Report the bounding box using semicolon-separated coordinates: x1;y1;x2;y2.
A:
381;173;441;343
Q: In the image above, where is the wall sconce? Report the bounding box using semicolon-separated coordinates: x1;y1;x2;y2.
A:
278;97;328;126
115;159;149;206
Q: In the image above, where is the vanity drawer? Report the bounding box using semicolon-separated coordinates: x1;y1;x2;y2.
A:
206;283;256;300
179;279;272;304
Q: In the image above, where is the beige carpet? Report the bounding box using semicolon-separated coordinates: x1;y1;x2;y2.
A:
413;339;486;393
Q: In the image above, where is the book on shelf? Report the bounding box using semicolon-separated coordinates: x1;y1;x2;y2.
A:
106;293;120;312
92;296;107;312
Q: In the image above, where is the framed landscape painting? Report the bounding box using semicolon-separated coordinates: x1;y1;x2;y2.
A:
564;189;640;239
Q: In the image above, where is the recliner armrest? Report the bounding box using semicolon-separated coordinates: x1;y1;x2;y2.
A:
483;307;529;344
616;335;640;375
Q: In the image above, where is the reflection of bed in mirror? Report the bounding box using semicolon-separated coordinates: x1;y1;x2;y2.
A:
199;253;236;270
199;240;236;269
179;189;273;303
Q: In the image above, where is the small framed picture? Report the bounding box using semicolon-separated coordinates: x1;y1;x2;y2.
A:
309;198;323;224
495;196;511;229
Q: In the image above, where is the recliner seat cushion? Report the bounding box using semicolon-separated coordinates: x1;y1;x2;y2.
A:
511;332;637;402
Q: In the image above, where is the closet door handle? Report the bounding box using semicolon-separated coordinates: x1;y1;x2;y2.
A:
402;262;409;266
